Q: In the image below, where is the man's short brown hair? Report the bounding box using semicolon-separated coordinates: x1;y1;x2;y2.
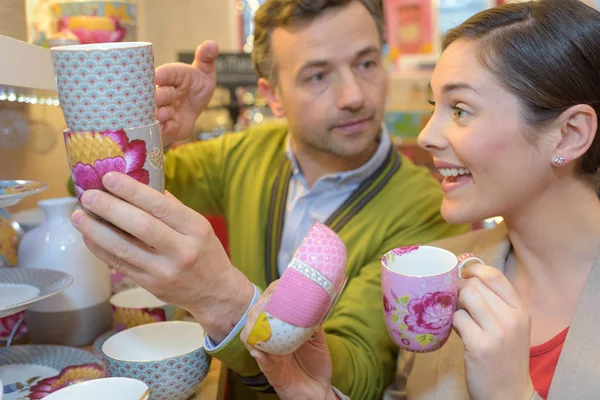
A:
252;0;384;84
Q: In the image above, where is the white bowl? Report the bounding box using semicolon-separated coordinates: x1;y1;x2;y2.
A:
43;377;149;400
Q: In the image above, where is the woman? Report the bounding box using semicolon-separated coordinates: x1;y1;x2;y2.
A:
240;0;600;399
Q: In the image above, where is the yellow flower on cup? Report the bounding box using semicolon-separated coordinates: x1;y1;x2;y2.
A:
113;307;167;331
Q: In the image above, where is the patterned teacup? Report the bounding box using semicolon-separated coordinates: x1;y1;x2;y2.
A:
44;377;149;400
51;42;155;132
101;321;211;400
63;121;164;204
381;246;477;353
110;287;181;332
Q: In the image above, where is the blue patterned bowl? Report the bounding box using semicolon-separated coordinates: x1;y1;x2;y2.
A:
50;42;155;132
100;321;210;400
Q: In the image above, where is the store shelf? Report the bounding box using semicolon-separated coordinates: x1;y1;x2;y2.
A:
0;34;56;93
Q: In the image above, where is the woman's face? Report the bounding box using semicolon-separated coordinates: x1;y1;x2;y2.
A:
419;39;558;224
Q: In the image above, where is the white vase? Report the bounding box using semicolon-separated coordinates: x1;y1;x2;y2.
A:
17;197;112;346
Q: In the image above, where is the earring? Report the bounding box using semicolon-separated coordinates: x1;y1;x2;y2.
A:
553;155;565;166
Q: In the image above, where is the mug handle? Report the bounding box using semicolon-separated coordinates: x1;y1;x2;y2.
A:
457;253;485;278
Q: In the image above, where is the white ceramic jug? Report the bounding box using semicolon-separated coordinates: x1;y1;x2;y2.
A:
18;197;112;346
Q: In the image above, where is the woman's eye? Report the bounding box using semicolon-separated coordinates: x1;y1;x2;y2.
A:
452;106;469;120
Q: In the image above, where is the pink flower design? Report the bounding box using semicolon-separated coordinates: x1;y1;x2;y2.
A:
383;293;396;315
383;288;401;315
0;311;27;338
389;246;420;257
65;129;149;200
404;291;456;335
28;364;104;399
58;17;127;44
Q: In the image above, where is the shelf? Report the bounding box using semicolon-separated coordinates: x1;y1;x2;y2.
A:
0;34;56;93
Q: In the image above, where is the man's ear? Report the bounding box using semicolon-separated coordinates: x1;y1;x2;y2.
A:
258;77;285;118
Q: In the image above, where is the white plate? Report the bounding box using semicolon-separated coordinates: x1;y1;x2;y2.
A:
0;345;105;400
0;268;73;318
0;181;48;208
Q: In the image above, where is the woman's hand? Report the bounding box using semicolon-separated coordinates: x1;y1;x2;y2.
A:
241;281;336;400
455;263;535;400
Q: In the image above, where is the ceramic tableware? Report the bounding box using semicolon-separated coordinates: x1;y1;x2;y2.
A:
246;222;348;354
381;246;481;352
63;121;164;204
101;321;210;400
110;287;179;332
44;377;149;400
0;181;48;209
51;42;155;132
0;345;104;400
50;0;138;44
0;268;73;319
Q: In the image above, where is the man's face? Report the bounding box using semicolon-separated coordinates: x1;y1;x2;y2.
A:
263;1;388;161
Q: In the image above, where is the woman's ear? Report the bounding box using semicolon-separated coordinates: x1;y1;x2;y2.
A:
553;104;597;166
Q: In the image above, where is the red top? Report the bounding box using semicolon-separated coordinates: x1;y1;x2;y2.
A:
529;327;569;399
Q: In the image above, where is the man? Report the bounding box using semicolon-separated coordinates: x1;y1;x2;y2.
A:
72;0;468;398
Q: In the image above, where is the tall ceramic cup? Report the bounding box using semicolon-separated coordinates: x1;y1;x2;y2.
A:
381;246;482;353
51;42;156;132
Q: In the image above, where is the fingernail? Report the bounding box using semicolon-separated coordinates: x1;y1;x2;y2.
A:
81;192;96;207
72;211;83;225
103;172;119;189
249;349;260;358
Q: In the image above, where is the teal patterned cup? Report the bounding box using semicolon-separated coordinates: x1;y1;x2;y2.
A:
51;42;156;132
100;321;211;400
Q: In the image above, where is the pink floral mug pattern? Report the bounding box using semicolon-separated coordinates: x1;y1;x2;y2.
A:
381;246;482;352
63;121;164;204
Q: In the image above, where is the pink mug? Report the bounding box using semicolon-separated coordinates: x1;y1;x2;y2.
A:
381;246;481;353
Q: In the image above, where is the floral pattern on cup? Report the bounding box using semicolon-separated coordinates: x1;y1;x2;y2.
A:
386;245;420;263
64;129;149;200
52;1;138;44
382;245;459;353
6;363;104;399
384;288;455;350
112;307;166;332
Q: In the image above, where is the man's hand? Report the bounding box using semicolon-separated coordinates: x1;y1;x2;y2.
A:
241;281;335;400
155;41;219;142
72;172;255;342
